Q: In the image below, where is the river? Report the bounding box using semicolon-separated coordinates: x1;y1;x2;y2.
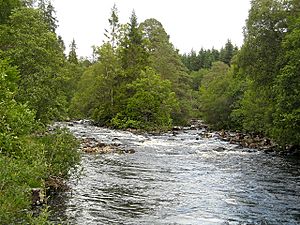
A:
49;121;300;225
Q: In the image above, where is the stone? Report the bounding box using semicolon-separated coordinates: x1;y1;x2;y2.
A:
32;188;45;206
214;147;226;152
172;126;183;131
124;149;135;154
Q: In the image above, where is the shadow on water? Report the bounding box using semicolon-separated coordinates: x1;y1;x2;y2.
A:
50;122;300;225
48;191;71;224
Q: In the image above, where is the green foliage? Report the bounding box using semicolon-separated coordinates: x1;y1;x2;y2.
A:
232;82;274;133
39;128;80;178
111;68;178;130
0;59;42;223
0;128;80;224
69;63;100;119
0;58;80;223
104;3;120;48
0;155;40;224
0;7;66;123
119;11;149;82
232;0;294;140
0;58;19;99
37;0;58;32
190;69;207;91
68;39;78;64
181;41;237;72
61;61;84;111
0;0;23;24
202;0;300;148
70;43;122;123
141;18;193;124
272;15;300;146
198;62;234;129
0;59;38;156
219;39;237;66
72;14;191;128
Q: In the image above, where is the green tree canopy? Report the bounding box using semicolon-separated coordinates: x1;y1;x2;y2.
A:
272;9;300;146
0;7;66;123
112;67;178;130
140;18;193;124
119;10;149;82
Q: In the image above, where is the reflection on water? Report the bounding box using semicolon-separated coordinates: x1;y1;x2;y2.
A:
50;122;300;225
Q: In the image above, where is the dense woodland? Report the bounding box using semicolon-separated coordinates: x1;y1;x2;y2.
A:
0;0;299;223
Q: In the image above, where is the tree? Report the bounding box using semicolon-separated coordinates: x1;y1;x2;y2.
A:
70;42;123;123
0;3;82;222
91;43;123;125
220;39;235;66
119;10;149;82
272;8;300;146
104;4;120;49
111;67;178;130
68;39;78;64
235;0;287;134
199;61;245;129
185;49;200;71
140;18;193;124
69;64;100;118
37;0;58;32
0;0;23;24
190;68;208;91
0;7;66;123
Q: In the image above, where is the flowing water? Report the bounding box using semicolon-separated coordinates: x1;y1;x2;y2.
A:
50;122;300;225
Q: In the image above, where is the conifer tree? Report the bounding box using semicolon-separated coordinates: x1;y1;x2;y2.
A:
37;0;57;32
68;39;78;64
119;10;149;82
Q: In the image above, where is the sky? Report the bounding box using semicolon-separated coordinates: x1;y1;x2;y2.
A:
52;0;251;58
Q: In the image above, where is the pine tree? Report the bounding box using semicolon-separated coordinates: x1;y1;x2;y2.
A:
37;0;57;32
220;39;234;66
119;10;149;82
68;39;78;64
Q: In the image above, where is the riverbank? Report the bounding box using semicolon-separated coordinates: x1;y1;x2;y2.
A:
187;119;300;158
0;127;81;224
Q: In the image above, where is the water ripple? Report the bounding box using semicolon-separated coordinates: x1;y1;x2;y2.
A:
50;122;300;225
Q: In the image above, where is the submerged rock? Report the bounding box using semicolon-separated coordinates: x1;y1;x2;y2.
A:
83;145;120;154
80;138;135;154
124;149;136;154
214;147;226;152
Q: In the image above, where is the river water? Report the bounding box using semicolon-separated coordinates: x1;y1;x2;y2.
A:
50;122;300;225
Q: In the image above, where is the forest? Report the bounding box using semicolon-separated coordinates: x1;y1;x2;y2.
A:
0;0;299;223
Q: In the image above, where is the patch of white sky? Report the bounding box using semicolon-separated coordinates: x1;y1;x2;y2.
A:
52;0;251;58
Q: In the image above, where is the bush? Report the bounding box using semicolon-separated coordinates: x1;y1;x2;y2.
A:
0;59;80;223
40;128;81;179
0;155;45;224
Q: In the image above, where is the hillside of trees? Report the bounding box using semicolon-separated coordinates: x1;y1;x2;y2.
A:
0;0;299;223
